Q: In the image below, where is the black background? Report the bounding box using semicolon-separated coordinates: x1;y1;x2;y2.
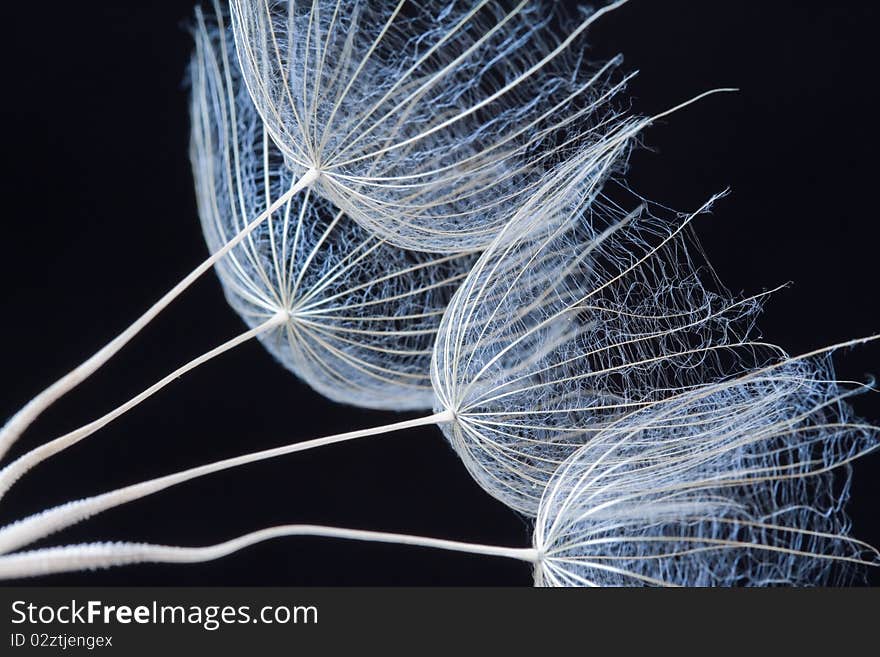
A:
0;1;877;585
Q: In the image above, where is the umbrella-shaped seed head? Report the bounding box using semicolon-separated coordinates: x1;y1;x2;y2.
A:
533;357;880;586
431;183;768;515
191;8;474;410
230;0;641;252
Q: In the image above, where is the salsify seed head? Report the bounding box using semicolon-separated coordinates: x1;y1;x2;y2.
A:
230;0;641;252
191;7;475;410
430;176;770;515
532;355;880;586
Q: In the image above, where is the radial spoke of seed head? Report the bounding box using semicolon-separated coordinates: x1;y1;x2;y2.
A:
316;0;412;154
0;524;539;581
334;0;632;169
0;312;289;503
326;0;532;165
439;160;610;390
325;60;633;188
0;411;453;556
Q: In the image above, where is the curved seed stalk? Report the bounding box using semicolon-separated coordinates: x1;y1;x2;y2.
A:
1;350;875;585
0;176;791;554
